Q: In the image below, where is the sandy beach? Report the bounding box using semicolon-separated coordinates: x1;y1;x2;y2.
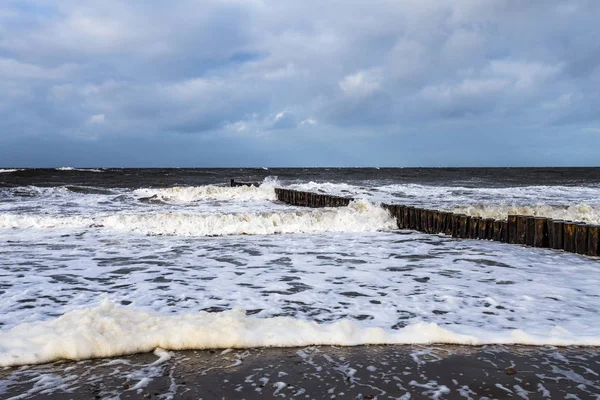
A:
2;344;599;399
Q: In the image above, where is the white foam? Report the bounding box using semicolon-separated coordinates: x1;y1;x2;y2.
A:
0;169;21;174
0;214;93;229
134;185;277;203
0;200;395;236
453;203;600;225
1;300;598;367
56;167;103;172
289;182;600;208
101;200;396;236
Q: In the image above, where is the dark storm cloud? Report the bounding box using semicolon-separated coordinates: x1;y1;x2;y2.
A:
0;0;599;166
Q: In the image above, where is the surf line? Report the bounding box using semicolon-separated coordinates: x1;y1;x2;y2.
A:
229;180;600;258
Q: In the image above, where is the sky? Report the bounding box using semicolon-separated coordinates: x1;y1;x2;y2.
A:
0;0;599;167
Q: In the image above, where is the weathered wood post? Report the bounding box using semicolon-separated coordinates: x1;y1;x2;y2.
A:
587;225;600;257
552;220;564;250
477;218;486;240
402;207;410;229
526;217;536;246
516;215;528;245
575;224;588;255
395;205;404;228
493;220;502;241
546;219;554;248
469;217;480;239
563;222;576;252
452;214;461;237
419;209;426;232
508;215;518;244
428;211;435;234
409;207;417;230
487;218;496;240
417;208;424;231
445;212;454;235
534;217;549;247
459;215;469;238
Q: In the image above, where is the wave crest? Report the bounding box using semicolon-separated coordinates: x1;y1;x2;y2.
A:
103;200;396;236
453;203;600;224
134;185;277;203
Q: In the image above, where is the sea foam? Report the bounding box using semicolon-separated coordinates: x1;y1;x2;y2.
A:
0;200;396;236
1;300;597;367
134;185;277;203
102;199;396;236
453;203;600;225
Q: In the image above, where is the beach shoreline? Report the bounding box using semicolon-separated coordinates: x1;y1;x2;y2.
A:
2;344;599;399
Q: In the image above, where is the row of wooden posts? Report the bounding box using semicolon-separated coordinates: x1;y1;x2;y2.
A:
230;181;600;257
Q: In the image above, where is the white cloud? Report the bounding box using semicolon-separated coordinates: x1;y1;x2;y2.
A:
88;114;105;124
339;70;381;98
581;127;600;133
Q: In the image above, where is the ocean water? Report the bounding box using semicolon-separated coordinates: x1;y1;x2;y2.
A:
1;168;600;367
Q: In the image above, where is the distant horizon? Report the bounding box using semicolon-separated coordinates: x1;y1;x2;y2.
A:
3;166;600;170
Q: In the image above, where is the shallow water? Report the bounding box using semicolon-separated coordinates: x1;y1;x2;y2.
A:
0;168;599;368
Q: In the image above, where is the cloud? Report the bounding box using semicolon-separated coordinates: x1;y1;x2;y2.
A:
339;70;382;98
88;114;105;125
0;0;599;166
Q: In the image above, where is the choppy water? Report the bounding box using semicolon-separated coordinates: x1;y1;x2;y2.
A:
0;168;599;368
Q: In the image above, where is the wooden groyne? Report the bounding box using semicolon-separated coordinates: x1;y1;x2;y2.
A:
230;181;600;257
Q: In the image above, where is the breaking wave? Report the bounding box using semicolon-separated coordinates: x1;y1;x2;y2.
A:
0;200;396;237
135;185;277;203
453;203;600;225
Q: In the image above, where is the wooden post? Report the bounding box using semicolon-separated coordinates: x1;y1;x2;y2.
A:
526;217;536;246
469;217;480;239
508;215;518;244
493;220;502;241
516;215;528;245
575;224;588;255
502;221;508;242
409;207;416;230
445;213;454;235
459;215;469;238
421;209;428;232
395;205;404;228
484;218;494;240
534;217;549;247
438;212;447;234
477;218;486;240
552;220;564;250
402;207;410;229
452;214;461;237
587;225;600;257
419;209;427;232
428;211;435;234
563;222;576;252
546;219;554;248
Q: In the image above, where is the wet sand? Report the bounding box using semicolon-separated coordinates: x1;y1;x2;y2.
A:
1;345;599;399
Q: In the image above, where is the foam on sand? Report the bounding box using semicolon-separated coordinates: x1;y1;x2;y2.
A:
1;300;598;367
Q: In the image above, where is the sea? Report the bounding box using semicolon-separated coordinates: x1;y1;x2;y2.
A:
1;167;600;370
